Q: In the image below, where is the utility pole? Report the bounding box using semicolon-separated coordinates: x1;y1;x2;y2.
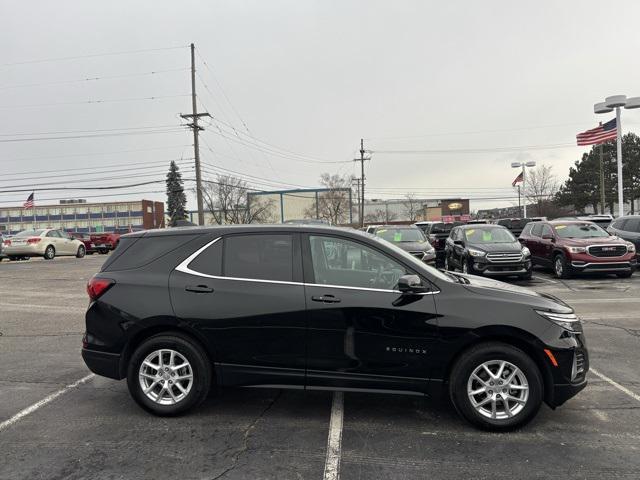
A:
180;43;210;226
351;177;361;226
354;139;370;227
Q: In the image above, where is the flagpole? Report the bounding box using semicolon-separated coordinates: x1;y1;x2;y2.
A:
522;164;527;218
33;192;36;228
615;106;624;217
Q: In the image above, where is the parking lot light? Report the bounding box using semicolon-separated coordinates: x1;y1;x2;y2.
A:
594;94;640;218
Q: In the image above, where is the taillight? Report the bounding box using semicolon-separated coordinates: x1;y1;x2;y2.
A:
87;277;115;301
3;239;10;246
27;238;41;244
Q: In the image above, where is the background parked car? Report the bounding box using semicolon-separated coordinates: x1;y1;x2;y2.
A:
70;232;97;255
371;225;436;264
418;221;463;267
444;224;532;279
495;218;541;238
556;214;613;230
607;215;640;258
3;229;86;260
0;233;6;261
519;220;636;278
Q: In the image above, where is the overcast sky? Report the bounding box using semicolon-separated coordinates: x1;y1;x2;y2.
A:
2;0;640;212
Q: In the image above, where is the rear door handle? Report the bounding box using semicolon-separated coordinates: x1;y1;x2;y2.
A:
185;284;214;293
311;295;341;304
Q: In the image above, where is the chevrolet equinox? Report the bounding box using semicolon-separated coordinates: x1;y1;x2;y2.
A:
82;225;588;431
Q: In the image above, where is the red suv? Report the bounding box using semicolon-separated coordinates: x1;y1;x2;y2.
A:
519;220;636;278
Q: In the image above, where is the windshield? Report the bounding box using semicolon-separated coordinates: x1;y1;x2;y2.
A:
375;227;426;243
554;223;609;238
464;227;516;244
15;229;45;237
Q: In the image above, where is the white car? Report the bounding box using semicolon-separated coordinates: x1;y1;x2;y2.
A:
3;229;86;260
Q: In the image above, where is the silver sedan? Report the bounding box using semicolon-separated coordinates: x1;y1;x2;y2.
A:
3;229;86;260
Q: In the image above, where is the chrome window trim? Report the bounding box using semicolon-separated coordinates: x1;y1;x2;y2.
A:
174;236;440;295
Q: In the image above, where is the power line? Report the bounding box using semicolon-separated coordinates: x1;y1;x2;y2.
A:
371;143;575;155
1;45;188;67
4;144;191;164
0;94;190;110
0;124;184;137
0;67;189;90
0;128;188;143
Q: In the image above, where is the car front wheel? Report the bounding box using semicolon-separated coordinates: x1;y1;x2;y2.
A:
76;245;86;258
127;334;211;416
554;253;572;279
449;342;543;431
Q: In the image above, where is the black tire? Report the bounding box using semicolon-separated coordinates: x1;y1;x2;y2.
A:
518;270;533;281
127;334;212;416
76;245;86;258
462;256;474;275
86;251;94;255
444;254;454;271
449;342;543;431
553;253;572;279
43;245;55;260
9;256;18;261
98;248;108;255
616;270;634;278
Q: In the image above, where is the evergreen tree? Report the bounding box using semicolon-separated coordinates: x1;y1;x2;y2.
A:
166;161;187;226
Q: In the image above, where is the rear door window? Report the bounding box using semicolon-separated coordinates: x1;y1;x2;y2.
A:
223;234;293;282
624;218;640;232
187;239;222;276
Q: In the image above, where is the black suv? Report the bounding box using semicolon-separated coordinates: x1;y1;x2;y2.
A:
444;224;533;280
82;225;588;431
607;215;640;257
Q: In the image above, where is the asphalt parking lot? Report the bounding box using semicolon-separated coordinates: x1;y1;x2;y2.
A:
1;256;640;479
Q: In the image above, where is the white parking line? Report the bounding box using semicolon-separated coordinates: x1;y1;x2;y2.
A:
0;373;94;432
323;392;344;480
591;368;640;403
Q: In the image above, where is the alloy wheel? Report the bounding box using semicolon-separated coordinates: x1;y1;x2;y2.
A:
138;349;193;405
467;360;529;420
555;257;563;277
462;261;468;274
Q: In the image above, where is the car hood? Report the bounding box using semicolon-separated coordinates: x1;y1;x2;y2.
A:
453;272;571;311
561;236;625;246
466;241;522;253
394;241;434;252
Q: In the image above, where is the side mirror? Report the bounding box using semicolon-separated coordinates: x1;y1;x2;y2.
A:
398;275;429;294
454;240;464;246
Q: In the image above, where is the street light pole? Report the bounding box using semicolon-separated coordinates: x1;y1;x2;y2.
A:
594;95;640;218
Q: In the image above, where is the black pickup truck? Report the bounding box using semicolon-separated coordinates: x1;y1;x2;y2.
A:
416;221;462;267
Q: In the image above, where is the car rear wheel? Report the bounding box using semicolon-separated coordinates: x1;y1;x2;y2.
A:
44;245;55;260
553;253;571;279
616;271;633;278
449;342;543;431
127;334;211;416
76;245;86;258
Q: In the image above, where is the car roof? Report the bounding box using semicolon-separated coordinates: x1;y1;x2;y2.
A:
457;223;507;230
123;224;367;239
548;220;595;225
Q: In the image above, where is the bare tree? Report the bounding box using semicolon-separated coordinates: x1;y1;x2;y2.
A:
364;205;398;224
305;173;354;225
401;193;422;222
525;165;559;217
202;174;274;224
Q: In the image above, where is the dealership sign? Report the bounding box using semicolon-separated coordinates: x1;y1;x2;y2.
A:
448;202;463;210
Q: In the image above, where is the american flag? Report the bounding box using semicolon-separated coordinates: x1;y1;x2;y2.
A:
23;192;34;209
576;118;617;146
512;171;523;187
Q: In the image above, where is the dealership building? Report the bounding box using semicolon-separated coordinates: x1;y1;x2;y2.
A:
0;199;165;234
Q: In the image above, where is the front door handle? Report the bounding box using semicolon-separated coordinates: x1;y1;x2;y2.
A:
311;295;341;304
185;284;214;293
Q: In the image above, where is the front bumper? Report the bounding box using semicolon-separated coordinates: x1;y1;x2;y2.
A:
551;378;588;407
570;258;636;273
471;258;532;276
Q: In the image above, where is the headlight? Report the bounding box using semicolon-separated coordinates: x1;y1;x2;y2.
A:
468;248;486;257
536;310;581;331
628;243;636;253
522;246;531;257
566;246;587;253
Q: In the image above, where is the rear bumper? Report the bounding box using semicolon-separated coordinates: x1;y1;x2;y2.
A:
3;244;45;256
82;347;123;380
